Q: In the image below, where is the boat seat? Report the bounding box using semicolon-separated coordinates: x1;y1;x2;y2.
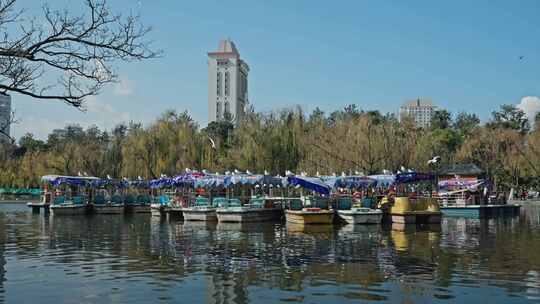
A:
53;196;65;205
72;196;85;205
124;194;135;205
289;199;303;211
337;197;352;210
94;194;106;205
142;195;151;205
111;194;124;205
229;198;242;207
361;197;375;209
136;195;148;205
249;198;265;208
159;195;170;205
313;198;329;209
211;197;227;207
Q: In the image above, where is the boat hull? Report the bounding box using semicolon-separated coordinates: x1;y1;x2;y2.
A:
93;204;124;214
285;210;334;225
150;204;169;216
183;208;217;221
216;208;282;223
50;204;88;216
125;204;151;213
390;211;442;224
337;209;383;224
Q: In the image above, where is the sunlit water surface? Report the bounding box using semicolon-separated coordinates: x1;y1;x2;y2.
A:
0;203;539;303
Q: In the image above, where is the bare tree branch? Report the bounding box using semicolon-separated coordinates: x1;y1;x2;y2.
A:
0;0;161;107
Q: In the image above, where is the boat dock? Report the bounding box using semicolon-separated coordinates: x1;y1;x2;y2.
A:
27;202;50;214
440;204;521;218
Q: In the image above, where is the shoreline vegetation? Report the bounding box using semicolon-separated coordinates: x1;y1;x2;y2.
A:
1;104;539;191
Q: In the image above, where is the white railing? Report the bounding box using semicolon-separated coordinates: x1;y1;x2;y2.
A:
437;192;506;207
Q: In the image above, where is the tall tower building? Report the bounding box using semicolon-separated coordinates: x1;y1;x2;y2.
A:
0;93;11;140
208;39;249;124
399;98;437;128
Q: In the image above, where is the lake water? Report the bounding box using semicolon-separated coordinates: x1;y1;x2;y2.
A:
0;203;539;303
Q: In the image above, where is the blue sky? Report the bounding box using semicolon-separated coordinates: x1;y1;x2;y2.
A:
11;0;540;139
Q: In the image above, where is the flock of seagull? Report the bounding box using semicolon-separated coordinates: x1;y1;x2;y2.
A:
76;156;442;180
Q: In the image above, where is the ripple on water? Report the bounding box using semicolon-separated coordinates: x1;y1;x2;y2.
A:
0;205;539;303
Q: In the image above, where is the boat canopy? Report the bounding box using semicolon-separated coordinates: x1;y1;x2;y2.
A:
41;175;100;187
90;178;130;188
395;172;435;184
194;174;228;188
321;176;377;189
193;174;285;189
149;177;174;189
287;176;331;196
172;172;205;187
226;174;285;187
127;179;150;188
367;174;396;187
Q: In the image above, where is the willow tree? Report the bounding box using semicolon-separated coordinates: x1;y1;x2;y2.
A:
121;123;157;179
457;128;522;189
151;110;200;175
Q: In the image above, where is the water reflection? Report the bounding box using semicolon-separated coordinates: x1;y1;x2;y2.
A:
0;203;538;303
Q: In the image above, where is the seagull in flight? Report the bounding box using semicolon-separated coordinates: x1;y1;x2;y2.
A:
208;136;216;150
427;156;441;165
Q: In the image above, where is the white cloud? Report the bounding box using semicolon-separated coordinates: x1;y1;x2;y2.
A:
114;78;134;96
517;96;540;124
84;96;131;129
12;96;132;140
14;116;65;140
85;96;115;114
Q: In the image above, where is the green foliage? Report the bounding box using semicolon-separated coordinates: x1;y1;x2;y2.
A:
487;104;530;134
0;106;537;190
454;112;480;136
431;110;452;130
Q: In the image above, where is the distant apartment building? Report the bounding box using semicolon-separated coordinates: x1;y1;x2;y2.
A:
399;98;437;128
0;93;11;140
208;38;249;124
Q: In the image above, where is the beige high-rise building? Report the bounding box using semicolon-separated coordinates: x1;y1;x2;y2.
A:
208;39;249;124
0;93;11;140
399;98;437;128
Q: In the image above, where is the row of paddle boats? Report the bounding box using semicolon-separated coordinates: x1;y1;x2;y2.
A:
148;171;441;225
152;195;383;224
31;175;152;215
32;172;442;225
